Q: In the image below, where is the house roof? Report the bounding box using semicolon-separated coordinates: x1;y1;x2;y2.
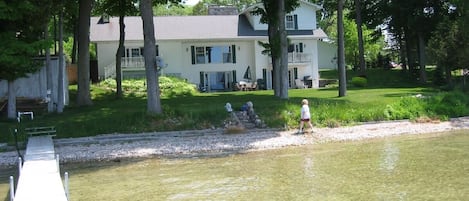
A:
90;12;327;42
91;15;240;42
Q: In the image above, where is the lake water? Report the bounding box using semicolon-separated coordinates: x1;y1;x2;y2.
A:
1;130;468;200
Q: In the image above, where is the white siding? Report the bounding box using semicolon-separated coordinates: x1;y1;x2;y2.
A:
96;42;118;78
290;5;317;30
245;1;318;31
318;41;337;70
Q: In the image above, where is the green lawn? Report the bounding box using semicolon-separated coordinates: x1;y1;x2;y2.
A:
0;69;467;144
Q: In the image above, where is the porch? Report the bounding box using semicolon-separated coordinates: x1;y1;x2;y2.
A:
103;57;158;79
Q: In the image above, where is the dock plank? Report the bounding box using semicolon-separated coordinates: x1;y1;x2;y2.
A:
14;136;68;201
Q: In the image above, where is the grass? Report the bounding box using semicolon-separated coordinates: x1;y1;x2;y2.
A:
0;68;468;144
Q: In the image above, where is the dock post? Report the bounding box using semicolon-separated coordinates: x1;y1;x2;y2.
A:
64;172;69;200
18;157;22;176
9;176;15;201
56;154;60;172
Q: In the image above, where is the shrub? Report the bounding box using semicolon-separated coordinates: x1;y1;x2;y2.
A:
351;76;367;87
159;76;198;98
384;96;426;120
429;91;469;117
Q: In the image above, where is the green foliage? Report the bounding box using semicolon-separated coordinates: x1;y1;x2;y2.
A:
384;97;425;120
154;2;192;16
351;76;367;87
0;1;50;81
428;91;469;117
159;76;198;98
99;76;198;98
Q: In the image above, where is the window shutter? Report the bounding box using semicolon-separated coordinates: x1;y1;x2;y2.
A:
299;43;303;53
294;67;298;79
232;45;236;63
191;46;195;64
262;68;267;81
200;71;204;89
232;70;237;82
294;14;298;30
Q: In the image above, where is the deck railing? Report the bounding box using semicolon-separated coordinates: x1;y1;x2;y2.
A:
269;53;311;64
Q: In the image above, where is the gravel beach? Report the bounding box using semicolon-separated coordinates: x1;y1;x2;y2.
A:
1;117;468;167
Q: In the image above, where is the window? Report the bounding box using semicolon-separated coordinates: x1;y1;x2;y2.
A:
288;44;295;53
124;46;159;57
286;15;294;29
196;47;205;64
131;48;141;57
286;14;298;30
192;45;235;64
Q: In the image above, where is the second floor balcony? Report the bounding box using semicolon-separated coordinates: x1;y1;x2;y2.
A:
269;53;311;64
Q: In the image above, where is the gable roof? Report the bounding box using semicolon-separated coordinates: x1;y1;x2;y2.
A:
91;15;327;42
90;0;327;43
91;15;240;42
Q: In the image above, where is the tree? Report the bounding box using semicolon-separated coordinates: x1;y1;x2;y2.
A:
427;0;469;85
140;0;162;114
277;0;289;99
57;1;65;113
253;0;299;99
337;0;347;97
155;2;192;16
0;1;50;119
353;0;366;75
191;0;257;15
95;0;139;98
76;0;93;106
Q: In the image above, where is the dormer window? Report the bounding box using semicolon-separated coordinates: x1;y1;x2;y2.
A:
98;14;110;24
286;14;298;30
286;15;294;29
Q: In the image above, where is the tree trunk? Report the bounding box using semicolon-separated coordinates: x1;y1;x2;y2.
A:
266;14;280;96
417;32;427;83
45;24;55;112
116;14;125;98
398;32;407;71
7;80;16;119
278;0;288;99
140;0;162;114
338;0;347;97
57;5;65;113
404;27;414;72
72;19;78;64
77;0;93;106
354;0;366;76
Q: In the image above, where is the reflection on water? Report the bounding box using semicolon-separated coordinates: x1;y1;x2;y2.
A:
1;130;468;201
379;141;400;173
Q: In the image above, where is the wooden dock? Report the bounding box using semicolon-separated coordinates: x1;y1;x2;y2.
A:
13;135;68;201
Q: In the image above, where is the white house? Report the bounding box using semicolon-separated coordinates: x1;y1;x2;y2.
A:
90;0;336;91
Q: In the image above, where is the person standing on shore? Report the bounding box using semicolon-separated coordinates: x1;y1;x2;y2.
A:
298;99;313;134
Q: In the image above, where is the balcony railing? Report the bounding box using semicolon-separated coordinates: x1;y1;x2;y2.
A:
269;53;311;64
122;57;145;69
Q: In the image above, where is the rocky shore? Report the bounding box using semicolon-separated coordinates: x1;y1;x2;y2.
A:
1;117;468;167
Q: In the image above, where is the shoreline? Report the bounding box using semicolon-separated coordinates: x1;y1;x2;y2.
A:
1;117;468;167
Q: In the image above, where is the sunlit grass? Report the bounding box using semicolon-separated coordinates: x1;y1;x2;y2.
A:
0;69;468;143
